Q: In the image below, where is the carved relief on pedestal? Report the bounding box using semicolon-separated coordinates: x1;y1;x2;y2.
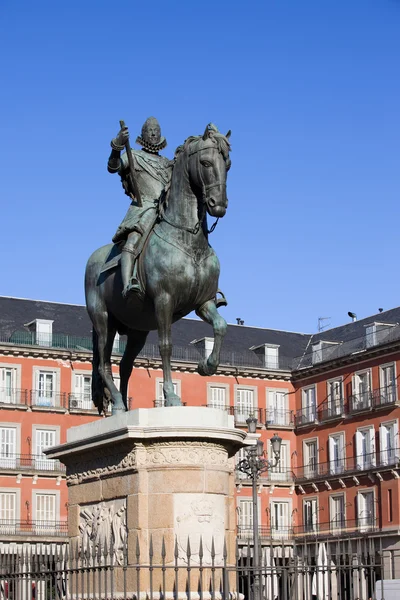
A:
66;445;147;485
79;498;127;565
146;442;228;467
174;494;225;566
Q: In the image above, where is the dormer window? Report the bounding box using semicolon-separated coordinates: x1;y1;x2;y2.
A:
250;344;279;369
311;341;340;365
24;319;53;347
190;337;214;359
365;322;396;349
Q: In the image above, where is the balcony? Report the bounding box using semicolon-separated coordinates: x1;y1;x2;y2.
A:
236;469;294;484
348;391;373;413
318;397;345;422
294;518;378;539
229;407;264;426
0;520;68;537
0;453;65;473
265;409;294;428
237;525;293;542
0;387;29;407
295;405;317;427
31;390;67;409
373;385;398;409
295;448;400;482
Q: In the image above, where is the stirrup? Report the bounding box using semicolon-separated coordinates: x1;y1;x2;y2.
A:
215;289;228;308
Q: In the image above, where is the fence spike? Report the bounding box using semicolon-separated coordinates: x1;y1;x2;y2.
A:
187;537;191;559
149;534;154;560
211;536;216;559
174;536;179;559
161;536;166;560
199;536;204;560
223;538;227;560
136;534;141;559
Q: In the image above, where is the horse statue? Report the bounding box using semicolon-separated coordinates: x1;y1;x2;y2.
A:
84;125;231;415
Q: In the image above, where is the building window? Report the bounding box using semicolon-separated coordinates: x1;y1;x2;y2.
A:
238;499;254;538
301;386;316;423
327;378;343;417
328;433;345;475
72;373;92;410
357;490;375;531
25;319;54;347
266;389;289;426
380;363;397;404
34;429;57;470
303;439;318;478
35;493;57;532
380;421;399;465
356;427;375;470
235;387;256;424
303;498;318;533
0;426;17;468
208;385;228;410
0;367;19;404
0;492;16;532
352;371;372;411
330;494;345;531
270;441;289;481
34;370;58;407
270;501;290;539
156;379;180;407
236;447;248;480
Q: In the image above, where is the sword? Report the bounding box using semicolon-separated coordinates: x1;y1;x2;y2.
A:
119;119;142;207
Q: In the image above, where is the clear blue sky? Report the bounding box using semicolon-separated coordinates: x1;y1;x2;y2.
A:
1;0;399;334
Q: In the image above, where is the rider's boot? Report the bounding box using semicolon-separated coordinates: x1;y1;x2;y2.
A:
121;233;143;298
215;289;228;308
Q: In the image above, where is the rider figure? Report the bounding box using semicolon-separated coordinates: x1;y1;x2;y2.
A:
107;117;173;298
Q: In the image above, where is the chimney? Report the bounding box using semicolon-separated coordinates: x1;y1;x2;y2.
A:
348;312;357;322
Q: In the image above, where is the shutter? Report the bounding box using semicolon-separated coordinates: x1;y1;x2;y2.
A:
0;492;16;521
0;427;16;468
370;428;376;466
36;494;56;527
395;421;400;460
380;424;387;465
266;390;275;423
210;386;226;409
74;374;83;396
328;436;335;473
36;430;56;470
356;430;363;468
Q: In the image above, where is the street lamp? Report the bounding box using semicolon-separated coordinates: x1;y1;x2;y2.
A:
237;416;282;600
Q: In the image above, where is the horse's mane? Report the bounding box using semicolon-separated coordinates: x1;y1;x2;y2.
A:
158;131;231;218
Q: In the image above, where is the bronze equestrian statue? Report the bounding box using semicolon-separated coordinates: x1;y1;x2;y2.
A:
85;118;231;415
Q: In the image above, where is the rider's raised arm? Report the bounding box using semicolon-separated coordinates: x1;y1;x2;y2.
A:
107;125;129;174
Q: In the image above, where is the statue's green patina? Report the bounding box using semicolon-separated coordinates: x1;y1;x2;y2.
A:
85;120;231;415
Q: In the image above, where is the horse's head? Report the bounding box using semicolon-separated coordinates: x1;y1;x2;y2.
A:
185;124;231;218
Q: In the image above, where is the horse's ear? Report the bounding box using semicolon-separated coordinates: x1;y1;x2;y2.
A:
225;130;231;139
202;124;211;140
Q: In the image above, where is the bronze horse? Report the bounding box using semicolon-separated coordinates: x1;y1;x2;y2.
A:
85;126;231;414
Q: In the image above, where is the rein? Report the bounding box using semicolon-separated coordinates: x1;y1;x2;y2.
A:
160;142;225;235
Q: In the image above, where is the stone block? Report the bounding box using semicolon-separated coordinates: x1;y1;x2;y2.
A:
148;468;204;494
204;469;229;494
68;479;102;505
148;494;174;529
67;504;80;537
127;493;148;530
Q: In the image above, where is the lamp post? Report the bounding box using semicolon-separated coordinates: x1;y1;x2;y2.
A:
237;416;282;600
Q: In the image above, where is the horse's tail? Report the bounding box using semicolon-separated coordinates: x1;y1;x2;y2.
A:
91;329;107;415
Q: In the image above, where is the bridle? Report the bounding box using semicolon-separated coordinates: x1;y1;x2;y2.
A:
160;142;226;235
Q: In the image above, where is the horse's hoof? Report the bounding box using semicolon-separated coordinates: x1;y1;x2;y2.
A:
165;394;182;407
198;359;216;377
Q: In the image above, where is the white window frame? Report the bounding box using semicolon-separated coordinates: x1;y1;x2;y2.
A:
303;497;318;533
303;438;318;478
32;425;60;470
352;369;372;411
328;431;345;475
329;493;345;531
234;385;257;424
270;498;292;540
380;420;399;465
207;383;229;410
0;363;22;405
32;367;61;407
357;488;375;532
71;370;93;410
266;388;289;426
301;385;317;423
355;426;375;470
326;377;344;417
379;362;397;404
236;447;249;480
0;488;20;534
34;319;54;347
33;489;60;532
0;423;20;469
156;378;181;407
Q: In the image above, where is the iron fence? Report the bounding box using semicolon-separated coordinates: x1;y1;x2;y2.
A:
0;519;67;537
0;453;65;472
0;535;399;599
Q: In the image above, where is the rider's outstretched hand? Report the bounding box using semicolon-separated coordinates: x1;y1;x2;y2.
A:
112;126;129;151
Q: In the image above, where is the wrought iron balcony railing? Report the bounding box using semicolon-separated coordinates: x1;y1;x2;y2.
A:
0;453;65;472
265;409;294;427
236;469;294;483
318;397;345;421
30;390;67;409
229;406;264;426
0;520;68;536
295;447;400;481
0;387;29;406
294;404;317;427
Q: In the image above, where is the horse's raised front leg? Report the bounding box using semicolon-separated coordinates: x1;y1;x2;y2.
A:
119;330;149;410
154;294;182;406
196;299;227;376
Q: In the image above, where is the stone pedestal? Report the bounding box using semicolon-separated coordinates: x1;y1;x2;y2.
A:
47;407;248;598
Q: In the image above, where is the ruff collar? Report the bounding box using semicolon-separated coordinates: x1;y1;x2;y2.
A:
136;136;167;154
